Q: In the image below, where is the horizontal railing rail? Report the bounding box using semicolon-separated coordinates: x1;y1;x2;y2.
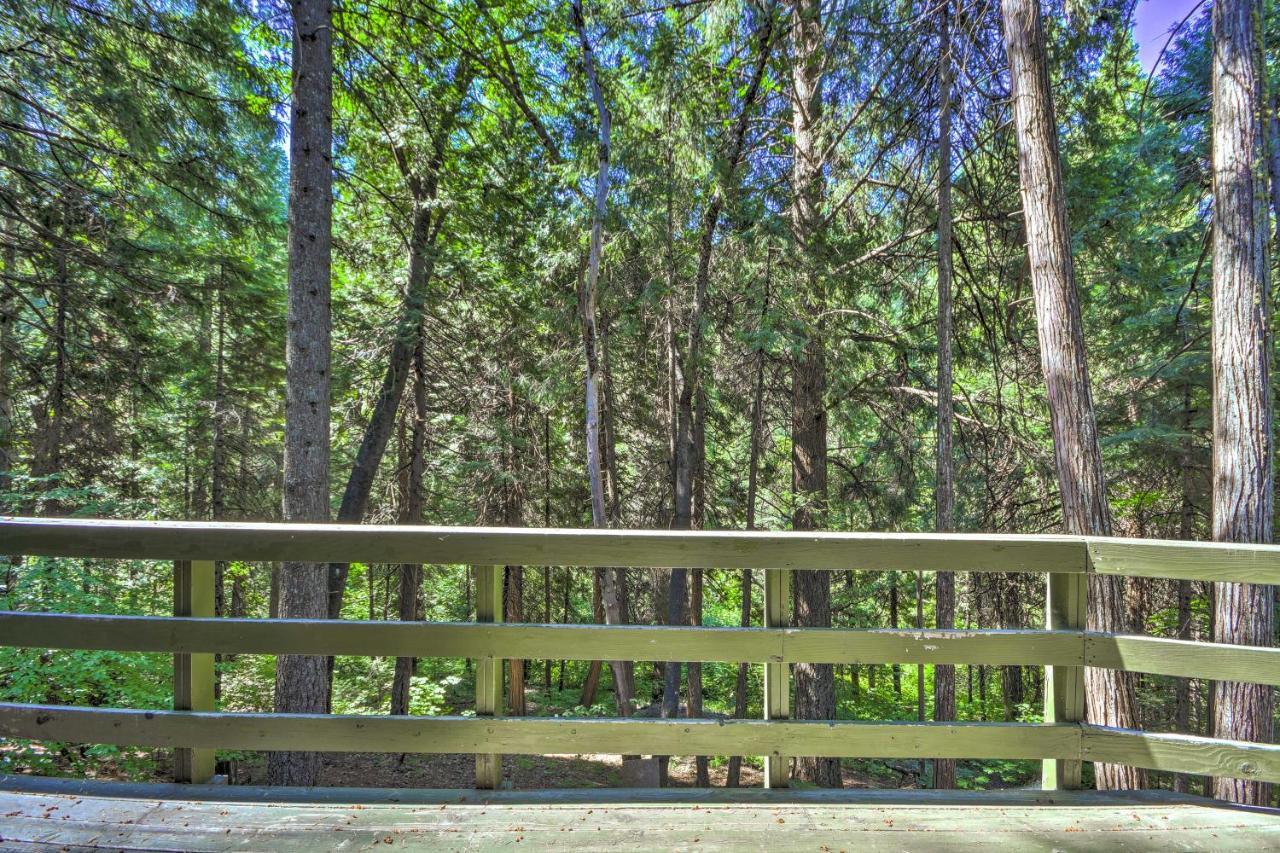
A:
4;516;1280;582
0;516;1276;792
1;705;1276;784
3;613;1278;686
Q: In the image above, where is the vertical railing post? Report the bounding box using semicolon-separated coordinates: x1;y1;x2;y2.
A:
475;564;504;789
764;567;791;788
1042;568;1086;790
173;559;216;784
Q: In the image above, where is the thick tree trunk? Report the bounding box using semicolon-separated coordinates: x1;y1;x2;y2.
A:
1000;0;1142;790
1209;0;1274;807
932;0;957;792
269;0;332;788
578;570;605;708
788;0;839;790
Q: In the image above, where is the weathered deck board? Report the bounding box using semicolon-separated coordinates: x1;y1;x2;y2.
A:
1;776;1276;851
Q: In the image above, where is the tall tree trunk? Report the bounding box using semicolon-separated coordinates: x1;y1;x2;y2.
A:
932;0;957;792
35;213;69;514
571;0;634;719
889;578;901;695
543;413;553;691
211;274;229;699
578;570;605;707
660;7;777;783
0;225;14;591
269;0;332;788
0;235;14;506
728;250;771;788
688;387;709;786
211;276;229;520
1209;0;1274;807
1000;0;1142;790
504;380;527;717
787;0;839;789
391;341;427;717
1173;480;1194;791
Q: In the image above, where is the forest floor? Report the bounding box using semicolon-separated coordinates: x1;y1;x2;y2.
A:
4;743;909;790
229;752;898;790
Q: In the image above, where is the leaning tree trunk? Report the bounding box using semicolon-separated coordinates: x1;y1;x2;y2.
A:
325;63;470;627
932;0;957;792
1000;0;1142;790
787;0;840;789
269;0;333;788
571;0;635;718
1209;0;1274;807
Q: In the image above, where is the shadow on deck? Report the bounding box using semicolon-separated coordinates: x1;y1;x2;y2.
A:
3;774;1278;851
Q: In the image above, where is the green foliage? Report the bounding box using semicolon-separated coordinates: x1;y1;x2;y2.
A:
0;0;1259;792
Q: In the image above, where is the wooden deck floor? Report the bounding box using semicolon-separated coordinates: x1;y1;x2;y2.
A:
2;775;1278;851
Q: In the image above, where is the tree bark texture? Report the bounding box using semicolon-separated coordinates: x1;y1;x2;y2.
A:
270;0;333;788
1210;0;1274;807
789;0;839;789
1000;0;1142;790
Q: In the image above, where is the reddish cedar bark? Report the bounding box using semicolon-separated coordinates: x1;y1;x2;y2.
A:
1209;0;1274;807
1000;0;1142;789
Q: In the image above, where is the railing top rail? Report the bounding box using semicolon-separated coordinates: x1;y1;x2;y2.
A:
2;517;1278;582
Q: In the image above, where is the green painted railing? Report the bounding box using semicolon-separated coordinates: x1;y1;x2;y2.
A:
0;516;1277;790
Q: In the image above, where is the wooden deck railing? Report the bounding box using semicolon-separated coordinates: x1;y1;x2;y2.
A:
0;516;1277;791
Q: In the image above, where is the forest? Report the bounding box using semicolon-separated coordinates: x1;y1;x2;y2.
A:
0;0;1275;805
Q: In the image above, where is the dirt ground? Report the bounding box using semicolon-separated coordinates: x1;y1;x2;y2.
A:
5;742;911;790
228;752;890;790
